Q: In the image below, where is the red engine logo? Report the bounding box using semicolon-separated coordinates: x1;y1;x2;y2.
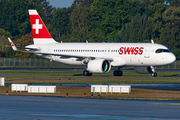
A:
119;47;144;55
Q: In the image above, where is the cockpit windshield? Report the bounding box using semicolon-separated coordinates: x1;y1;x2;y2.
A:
155;49;171;53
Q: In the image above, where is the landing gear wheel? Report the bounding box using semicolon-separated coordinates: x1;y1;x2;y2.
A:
113;70;123;76
83;70;89;76
118;71;123;76
151;72;157;77
83;70;92;76
88;73;92;76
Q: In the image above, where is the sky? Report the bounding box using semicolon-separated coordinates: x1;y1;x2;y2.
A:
48;0;74;8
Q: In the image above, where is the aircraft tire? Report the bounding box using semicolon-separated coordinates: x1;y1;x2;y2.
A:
118;70;123;76
152;72;157;77
83;70;89;76
88;73;92;76
114;70;123;76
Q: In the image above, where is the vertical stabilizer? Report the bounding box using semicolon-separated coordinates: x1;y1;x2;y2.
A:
29;9;57;44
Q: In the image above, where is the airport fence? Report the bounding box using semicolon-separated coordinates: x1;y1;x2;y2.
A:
0;57;85;68
0;57;179;69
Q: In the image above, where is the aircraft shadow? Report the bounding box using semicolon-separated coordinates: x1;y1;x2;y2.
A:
163;74;179;77
73;74;83;76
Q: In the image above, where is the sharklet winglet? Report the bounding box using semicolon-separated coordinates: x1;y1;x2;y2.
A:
8;37;18;51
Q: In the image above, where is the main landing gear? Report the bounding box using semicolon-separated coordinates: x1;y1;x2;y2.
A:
113;67;123;76
83;70;92;76
113;70;123;76
151;66;157;77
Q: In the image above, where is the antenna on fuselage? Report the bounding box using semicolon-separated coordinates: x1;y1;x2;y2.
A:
86;40;88;43
151;39;154;44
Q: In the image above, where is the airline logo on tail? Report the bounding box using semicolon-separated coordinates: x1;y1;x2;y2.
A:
33;19;42;34
29;10;52;39
28;10;57;44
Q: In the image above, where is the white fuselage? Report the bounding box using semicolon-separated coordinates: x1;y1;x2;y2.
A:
26;42;176;67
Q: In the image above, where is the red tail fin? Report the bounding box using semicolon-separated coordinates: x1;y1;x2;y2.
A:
29;10;56;44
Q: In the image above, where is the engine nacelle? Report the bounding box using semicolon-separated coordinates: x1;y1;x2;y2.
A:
87;59;111;73
134;66;152;74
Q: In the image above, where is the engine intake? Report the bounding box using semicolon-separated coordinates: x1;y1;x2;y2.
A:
87;59;111;73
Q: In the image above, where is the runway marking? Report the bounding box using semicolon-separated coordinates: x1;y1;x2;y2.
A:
150;103;180;105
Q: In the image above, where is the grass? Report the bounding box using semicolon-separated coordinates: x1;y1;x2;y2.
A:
3;77;180;84
0;70;180;84
0;70;180;77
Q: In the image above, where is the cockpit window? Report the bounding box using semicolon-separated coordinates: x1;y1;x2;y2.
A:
155;49;170;53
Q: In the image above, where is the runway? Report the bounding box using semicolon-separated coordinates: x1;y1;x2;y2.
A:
0;95;180;120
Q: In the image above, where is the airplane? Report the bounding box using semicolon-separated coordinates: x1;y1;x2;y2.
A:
8;9;176;77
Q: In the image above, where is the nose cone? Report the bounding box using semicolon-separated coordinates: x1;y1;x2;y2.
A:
168;53;176;64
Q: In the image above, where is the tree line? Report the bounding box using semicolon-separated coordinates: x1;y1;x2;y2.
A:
0;0;180;57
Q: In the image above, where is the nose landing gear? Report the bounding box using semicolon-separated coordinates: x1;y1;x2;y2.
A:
151;66;157;77
151;72;157;77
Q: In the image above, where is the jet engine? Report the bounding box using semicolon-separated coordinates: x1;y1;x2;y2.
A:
134;66;153;74
87;59;111;73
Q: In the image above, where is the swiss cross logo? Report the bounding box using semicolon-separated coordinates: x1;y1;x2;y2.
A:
29;14;52;38
33;19;42;34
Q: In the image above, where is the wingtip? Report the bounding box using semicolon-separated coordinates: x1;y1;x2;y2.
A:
8;37;12;42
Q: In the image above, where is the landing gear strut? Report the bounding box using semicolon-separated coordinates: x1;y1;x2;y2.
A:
83;70;92;76
151;66;157;77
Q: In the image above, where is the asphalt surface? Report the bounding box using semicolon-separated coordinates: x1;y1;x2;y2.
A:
0;95;180;120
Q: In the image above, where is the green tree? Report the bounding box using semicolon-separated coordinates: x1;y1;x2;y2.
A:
170;0;180;7
89;0;141;38
15;34;34;58
123;14;153;43
0;28;12;38
69;0;93;42
0;0;44;37
41;0;56;24
0;28;13;57
51;7;73;41
162;6;180;25
160;20;180;57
